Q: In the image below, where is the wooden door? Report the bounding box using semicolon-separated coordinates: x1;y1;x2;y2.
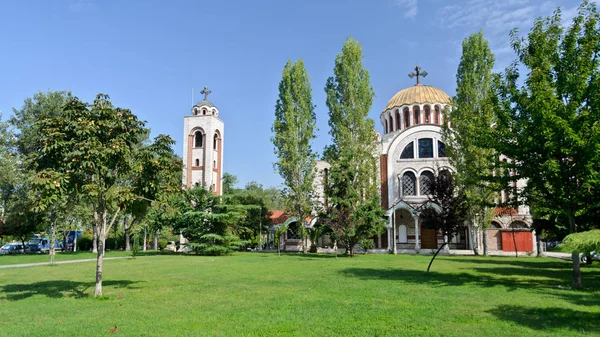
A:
421;228;437;249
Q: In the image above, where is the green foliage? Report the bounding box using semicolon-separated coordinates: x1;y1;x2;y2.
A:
188;233;247;256
321;38;384;257
222;172;239;195
77;232;94;252
445;31;499;238
131;233;140;258
158;238;168;250
420;172;470;272
272;59;317;253
561;229;600;254
359;239;375;253
491;2;600;233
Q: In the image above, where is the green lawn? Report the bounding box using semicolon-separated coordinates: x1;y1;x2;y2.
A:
0;253;598;336
0;250;162;265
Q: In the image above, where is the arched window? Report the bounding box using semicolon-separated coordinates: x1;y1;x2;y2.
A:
213;133;219;150
413;106;420;125
424;105;431;123
404;108;410;128
418;138;434;158
490;221;502;229
398;224;407;243
434;106;441;124
287;221;300;240
193;108;198;116
385;119;389;134
401;172;416;196
395;110;401;130
419;171;435;195
194;131;203;148
400;142;414;159
202;109;207;115
438;141;447;157
195;159;200;167
509;221;528;229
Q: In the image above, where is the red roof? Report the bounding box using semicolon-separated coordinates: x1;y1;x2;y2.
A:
269;210;289;224
494;207;518;215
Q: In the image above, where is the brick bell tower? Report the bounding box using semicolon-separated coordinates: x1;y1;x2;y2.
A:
182;86;224;195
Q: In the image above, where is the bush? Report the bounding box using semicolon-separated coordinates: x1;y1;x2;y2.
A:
77;232;94;252
158;239;168;250
360;239;375;254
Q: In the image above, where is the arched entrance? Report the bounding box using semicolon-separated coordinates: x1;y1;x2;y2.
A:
487;221;503;251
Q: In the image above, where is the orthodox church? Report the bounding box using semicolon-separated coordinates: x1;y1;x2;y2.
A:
307;67;536;254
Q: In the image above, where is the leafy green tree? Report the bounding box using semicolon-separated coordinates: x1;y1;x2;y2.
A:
491;2;600;288
420;172;469;272
272;59;317;254
31;94;155;297
1;186;43;248
222;172;239;195
444;31;499;256
322;38;385;256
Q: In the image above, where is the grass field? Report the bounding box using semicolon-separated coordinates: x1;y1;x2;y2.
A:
0;250;161;266
0;253;598;336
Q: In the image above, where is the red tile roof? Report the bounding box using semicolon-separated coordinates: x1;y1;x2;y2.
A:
269;210;289;224
494;207;518;215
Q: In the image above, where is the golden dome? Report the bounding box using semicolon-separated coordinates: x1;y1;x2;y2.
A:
384;84;451;111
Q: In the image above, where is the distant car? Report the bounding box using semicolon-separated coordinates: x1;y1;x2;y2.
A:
580;251;600;263
0;243;26;255
27;244;43;254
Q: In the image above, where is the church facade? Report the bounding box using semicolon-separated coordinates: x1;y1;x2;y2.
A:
310;67;536;254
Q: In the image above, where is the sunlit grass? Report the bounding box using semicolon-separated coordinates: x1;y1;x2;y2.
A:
0;253;598;336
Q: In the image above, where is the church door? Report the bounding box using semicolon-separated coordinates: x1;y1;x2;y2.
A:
421;228;437;249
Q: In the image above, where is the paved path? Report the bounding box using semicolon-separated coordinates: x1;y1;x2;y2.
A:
544;251;572;260
0;256;133;269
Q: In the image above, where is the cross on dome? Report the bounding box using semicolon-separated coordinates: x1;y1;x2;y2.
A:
200;86;212;100
408;66;428;85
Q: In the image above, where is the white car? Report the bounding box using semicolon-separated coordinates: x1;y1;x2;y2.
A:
580;251;600;263
0;243;26;255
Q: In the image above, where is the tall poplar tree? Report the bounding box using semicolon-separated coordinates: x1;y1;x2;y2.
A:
492;2;600;288
444;31;499;255
272;59;317;254
322;38;385;256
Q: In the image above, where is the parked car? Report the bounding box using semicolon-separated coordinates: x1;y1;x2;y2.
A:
580;251;600;263
0;243;26;255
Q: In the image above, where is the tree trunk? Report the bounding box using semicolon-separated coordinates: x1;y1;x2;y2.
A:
94;209;107;297
49;224;56;265
73;229;78;252
302;231;307;254
482;228;488;256
124;217;130;252
143;227;147;251
536;232;542;257
427;242;448;273
512;229;518;258
473;223;479;255
572;251;582;289
92;225;98;254
94;234;105;297
568;214;581;289
153;230;158;250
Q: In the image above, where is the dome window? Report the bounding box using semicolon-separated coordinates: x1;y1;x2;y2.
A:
413;106;420;125
435;106;441;124
400;142;414;159
404;108;410;128
418;138;434;158
395;110;401;130
424;105;431;123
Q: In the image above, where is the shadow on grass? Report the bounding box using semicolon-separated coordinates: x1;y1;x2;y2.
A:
447;256;571;269
487;305;600;333
0;280;139;301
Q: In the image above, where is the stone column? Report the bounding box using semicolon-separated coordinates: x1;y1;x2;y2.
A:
414;214;420;253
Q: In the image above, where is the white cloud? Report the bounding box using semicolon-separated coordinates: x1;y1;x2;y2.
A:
395;0;418;18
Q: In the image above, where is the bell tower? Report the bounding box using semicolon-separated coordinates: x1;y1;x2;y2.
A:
182;86;224;195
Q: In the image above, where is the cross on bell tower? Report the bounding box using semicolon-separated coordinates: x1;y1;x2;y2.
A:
408;66;428;85
200;86;212;100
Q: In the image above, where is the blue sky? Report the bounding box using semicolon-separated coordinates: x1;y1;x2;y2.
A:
0;0;589;189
